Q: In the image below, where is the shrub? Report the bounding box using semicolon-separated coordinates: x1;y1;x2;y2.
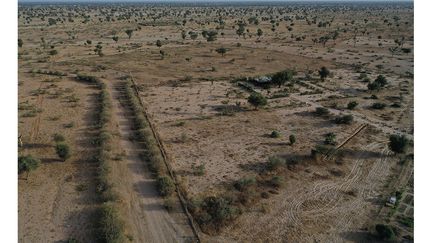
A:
375;224;395;240
324;133;337;145
18;155;40;174
267;156;285;171
53;133;65;142
271;69;294;87
247;93;267;109
318;67;330;81
97;203;124;243
49;49;58;56
200;196;239;226
215;47;227;56
289;134;296;145
334;115;353;124
234;177;256;191
372;102;386;109
55;143;71;161
315;107;330;116
192;164;206;176
347;101;358;110
157;176;175;196
269;176;283;188
270;130;281;138
389;134;409;154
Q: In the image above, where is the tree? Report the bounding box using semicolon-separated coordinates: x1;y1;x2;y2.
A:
181;30;187;40
388;47;398;57
334;115;353;124
315;107;330;116
247;93;267;110
318;67;330;81
112;36;119;43
375;75;388;87
49;49;58;56
215;47;227;57
18;155;40;174
272;70;294;88
289;134;296;145
368;75;388;91
125;29;133;39
156;39;162;48
375;224;395;240
56;143;71;161
157;176;175;196
189;31;198;40
388;134;409;154
257;28;263;39
18;39;23;48
347;101;358;110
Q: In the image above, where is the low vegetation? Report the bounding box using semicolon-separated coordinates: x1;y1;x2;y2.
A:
18;155;40;174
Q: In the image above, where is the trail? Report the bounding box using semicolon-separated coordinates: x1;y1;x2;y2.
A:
106;80;195;243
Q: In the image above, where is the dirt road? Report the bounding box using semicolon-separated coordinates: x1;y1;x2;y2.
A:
106;80;196;243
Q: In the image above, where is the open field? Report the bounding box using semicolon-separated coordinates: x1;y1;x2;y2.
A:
18;1;413;242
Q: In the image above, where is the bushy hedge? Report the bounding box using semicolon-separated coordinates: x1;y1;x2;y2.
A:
97;203;124;243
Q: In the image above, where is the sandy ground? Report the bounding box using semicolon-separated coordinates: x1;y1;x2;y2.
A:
18;77;100;242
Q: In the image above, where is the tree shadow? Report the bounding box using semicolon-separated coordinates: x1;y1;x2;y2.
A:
22;143;52;149
133;181;159;198
339;231;380;243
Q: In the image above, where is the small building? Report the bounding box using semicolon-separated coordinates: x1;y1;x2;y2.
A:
388;196;397;205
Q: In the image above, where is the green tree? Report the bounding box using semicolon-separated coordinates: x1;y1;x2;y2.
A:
247;93;267;110
157;176;175;196
56;143;71;161
272;70;294;88
257;28;263;38
112;36;119;43
125;29;133;39
318;67;330;81
156;39;162;48
289;134;296;145
388;134;409;154
215;47;227;57
375;224;395;240
18;155;40;174
18;39;23;48
347;101;358;110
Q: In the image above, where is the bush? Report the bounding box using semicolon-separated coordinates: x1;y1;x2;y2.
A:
267;156;285;170
247;93;267;109
289;134;296;145
55;143;71;161
270;130;281;138
334;115;353;124
271;69;294;87
157;176;175;196
53;133;65;142
324;133;337;145
97;203;124;243
347;101;358;110
18;155;40;174
315;107;330;116
234;177;256;191
389;134;409;154
200;196;239;227
318;67;330;81
269;176;283;188
372;102;386;109
375;224;395;240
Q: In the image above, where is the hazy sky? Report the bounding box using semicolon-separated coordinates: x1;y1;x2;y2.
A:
18;0;413;2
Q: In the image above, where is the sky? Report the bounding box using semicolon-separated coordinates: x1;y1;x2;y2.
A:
18;0;413;2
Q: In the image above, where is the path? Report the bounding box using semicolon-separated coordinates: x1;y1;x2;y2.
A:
106;80;196;243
